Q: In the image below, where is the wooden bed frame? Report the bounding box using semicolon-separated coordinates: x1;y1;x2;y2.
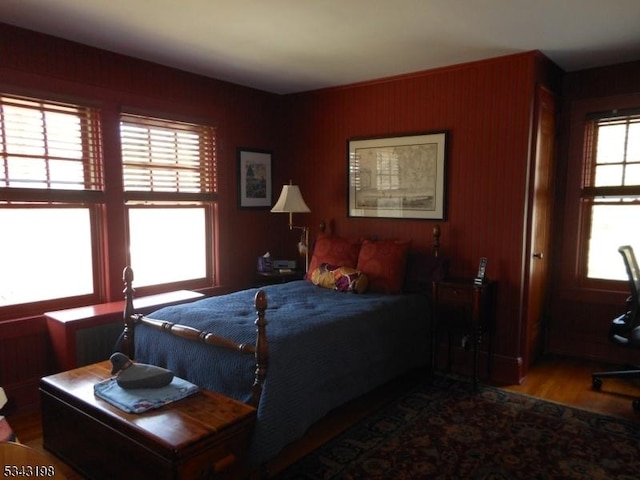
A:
119;223;442;411
119;266;269;408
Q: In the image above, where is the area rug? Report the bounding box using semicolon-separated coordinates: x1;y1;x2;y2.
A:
274;374;640;479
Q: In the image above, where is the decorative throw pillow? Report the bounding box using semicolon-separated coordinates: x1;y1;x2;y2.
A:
306;234;362;280
310;263;338;289
356;239;411;293
310;263;369;293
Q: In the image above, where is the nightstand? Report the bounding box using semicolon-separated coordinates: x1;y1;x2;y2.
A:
432;278;497;389
255;270;305;285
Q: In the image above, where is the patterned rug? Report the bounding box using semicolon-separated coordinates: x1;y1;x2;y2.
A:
274;374;640;479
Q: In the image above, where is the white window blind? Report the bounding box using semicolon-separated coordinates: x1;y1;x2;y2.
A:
120;113;216;200
583;110;640;195
0;94;102;193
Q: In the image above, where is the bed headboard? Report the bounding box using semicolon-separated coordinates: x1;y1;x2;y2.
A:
432;224;441;257
317;220;441;256
313;221;447;293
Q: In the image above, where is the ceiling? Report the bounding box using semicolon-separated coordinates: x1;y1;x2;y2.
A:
1;0;640;94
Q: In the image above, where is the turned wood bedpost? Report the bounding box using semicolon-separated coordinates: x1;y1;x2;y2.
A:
251;290;268;407
121;266;136;359
432;224;441;257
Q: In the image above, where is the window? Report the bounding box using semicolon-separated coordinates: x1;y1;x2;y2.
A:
0;94;103;309
581;109;640;281
120;113;217;290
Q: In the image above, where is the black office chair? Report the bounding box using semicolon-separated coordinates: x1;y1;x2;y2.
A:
592;245;640;411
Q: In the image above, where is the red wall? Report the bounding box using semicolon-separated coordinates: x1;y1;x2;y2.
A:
279;52;559;383
1;22;567;409
3;21;638;408
550;60;640;364
0;317;50;412
282;53;537;266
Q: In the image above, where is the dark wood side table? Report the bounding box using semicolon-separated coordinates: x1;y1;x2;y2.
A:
40;361;256;480
255;270;305;285
432;278;497;389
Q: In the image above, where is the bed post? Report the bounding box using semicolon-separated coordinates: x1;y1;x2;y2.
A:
251;290;268;407
121;266;136;359
432;224;441;257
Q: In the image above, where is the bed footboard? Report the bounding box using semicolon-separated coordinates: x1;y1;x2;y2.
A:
119;267;268;407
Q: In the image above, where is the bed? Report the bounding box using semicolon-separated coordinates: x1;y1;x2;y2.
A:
118;225;448;468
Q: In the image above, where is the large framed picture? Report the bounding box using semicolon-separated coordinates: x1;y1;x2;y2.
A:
348;131;447;220
237;148;272;208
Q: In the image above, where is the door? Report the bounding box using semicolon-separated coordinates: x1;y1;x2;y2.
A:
522;85;556;370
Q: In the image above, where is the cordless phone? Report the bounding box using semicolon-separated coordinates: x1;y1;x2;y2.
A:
474;257;487;285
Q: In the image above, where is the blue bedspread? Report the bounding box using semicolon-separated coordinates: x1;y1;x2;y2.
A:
134;280;430;464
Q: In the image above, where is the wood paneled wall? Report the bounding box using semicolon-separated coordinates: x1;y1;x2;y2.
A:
278;52;560;383
0;318;50;410
550;60;640;364
1;21;577;402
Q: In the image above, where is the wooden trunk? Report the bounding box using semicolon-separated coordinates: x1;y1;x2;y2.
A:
40;362;256;480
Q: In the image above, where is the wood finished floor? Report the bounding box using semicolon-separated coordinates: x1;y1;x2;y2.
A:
6;355;640;479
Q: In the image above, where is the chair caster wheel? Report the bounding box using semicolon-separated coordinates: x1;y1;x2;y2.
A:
633;399;640;411
592;377;602;391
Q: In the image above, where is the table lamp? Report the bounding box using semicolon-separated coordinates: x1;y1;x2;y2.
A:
271;182;311;272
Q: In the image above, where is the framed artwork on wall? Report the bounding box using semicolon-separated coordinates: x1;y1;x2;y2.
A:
237;148;272;209
348;131;447;220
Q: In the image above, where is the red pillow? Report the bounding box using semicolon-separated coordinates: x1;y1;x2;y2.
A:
306;235;362;280
356;239;411;293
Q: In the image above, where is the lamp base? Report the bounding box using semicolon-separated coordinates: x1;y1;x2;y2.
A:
289;224;309;272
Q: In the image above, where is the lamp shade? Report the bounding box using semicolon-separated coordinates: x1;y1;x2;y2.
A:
271;185;310;213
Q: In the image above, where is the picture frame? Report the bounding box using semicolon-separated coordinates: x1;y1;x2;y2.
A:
348;131;447;220
237;148;272;209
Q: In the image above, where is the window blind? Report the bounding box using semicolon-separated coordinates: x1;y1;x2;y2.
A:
120;113;216;201
0;94;103;192
581;111;640;198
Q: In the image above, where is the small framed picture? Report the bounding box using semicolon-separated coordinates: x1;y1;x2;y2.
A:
237;148;272;208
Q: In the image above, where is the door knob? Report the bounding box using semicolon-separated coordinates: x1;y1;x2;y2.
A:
532;252;544;259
